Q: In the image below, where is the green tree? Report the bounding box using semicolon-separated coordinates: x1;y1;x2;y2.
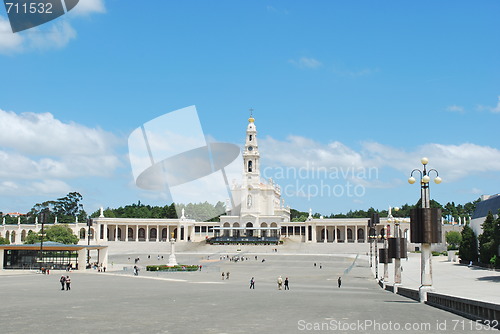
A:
24;225;78;245
0;236;10;245
458;224;478;262
45;225;79;244
24;230;41;244
445;231;462;250
478;211;496;264
291;208;308;221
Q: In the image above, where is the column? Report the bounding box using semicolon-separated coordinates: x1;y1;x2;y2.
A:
355;225;358;243
146;225;150;242
125;225;129;242
344;225;347;243
334;227;338;243
98;247;108;267
305;224;309;242
312;225;316;242
114;225;117;241
323;225;327;243
77;249;86;271
135;225;139;242
157;225;160;242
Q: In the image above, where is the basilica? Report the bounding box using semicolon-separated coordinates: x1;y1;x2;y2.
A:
1;115;460;253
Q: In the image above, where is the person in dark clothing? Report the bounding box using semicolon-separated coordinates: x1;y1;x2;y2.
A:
249;277;255;289
59;275;66;290
338;277;342;288
284;277;289;290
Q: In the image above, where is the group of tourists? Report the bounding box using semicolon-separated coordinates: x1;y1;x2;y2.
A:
276;276;289;290
59;275;71;290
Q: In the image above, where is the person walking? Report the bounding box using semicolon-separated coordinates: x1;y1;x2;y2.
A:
65;276;71;291
338;277;342;288
249;277;255;289
59;275;66;290
277;276;283;290
284;277;289;290
222;272;225;280
226;272;230;279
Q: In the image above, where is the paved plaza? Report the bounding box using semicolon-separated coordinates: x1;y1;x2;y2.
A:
1;248;498;334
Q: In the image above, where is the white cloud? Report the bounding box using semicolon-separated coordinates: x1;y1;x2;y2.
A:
32;179;72;194
359;141;500;182
0;0;105;54
70;0;106;15
446;105;465;113
25;20;77;50
289;57;323;69
0;179;71;196
477;96;500;114
0;16;23;52
0;109;117;155
266;5;289;15
259;135;500;185
0;108;122;181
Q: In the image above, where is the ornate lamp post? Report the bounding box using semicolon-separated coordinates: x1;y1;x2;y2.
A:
408;157;442;302
87;217;93;266
380;227;390;283
387;207;408;288
39;209;49;271
368;213;380;279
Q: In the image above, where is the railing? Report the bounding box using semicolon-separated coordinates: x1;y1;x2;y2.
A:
397;287;420;302
426;293;500;329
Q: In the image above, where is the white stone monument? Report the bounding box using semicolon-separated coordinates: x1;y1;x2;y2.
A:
167;233;178;267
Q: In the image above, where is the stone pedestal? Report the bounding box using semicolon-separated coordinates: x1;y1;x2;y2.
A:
167;238;178;267
419;243;433;302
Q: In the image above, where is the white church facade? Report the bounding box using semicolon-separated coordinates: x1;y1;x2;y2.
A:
0;115;461;250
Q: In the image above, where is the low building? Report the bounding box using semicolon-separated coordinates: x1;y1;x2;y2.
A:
0;241;108;270
470;194;500;237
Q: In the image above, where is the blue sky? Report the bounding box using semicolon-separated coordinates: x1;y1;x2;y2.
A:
1;0;499;217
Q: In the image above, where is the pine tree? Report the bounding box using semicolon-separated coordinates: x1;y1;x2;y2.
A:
458;224;478;262
479;211;496;264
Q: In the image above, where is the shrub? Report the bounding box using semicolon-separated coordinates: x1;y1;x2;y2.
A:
146;265;199;272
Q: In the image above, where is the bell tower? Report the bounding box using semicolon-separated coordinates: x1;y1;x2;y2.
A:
243;109;260;184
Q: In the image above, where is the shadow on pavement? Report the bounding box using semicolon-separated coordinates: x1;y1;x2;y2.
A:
476;276;500;282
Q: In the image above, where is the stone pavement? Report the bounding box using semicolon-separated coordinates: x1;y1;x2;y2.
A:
0;252;496;334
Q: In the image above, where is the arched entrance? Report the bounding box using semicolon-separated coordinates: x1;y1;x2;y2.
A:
246;222;253;237
261;222;268;238
357;228;364;242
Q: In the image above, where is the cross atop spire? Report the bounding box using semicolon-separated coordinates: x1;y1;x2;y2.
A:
248;108;255;123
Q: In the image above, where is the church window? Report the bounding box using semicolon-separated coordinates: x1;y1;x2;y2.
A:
248;160;252;172
247;195;252;208
249;135;252;141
